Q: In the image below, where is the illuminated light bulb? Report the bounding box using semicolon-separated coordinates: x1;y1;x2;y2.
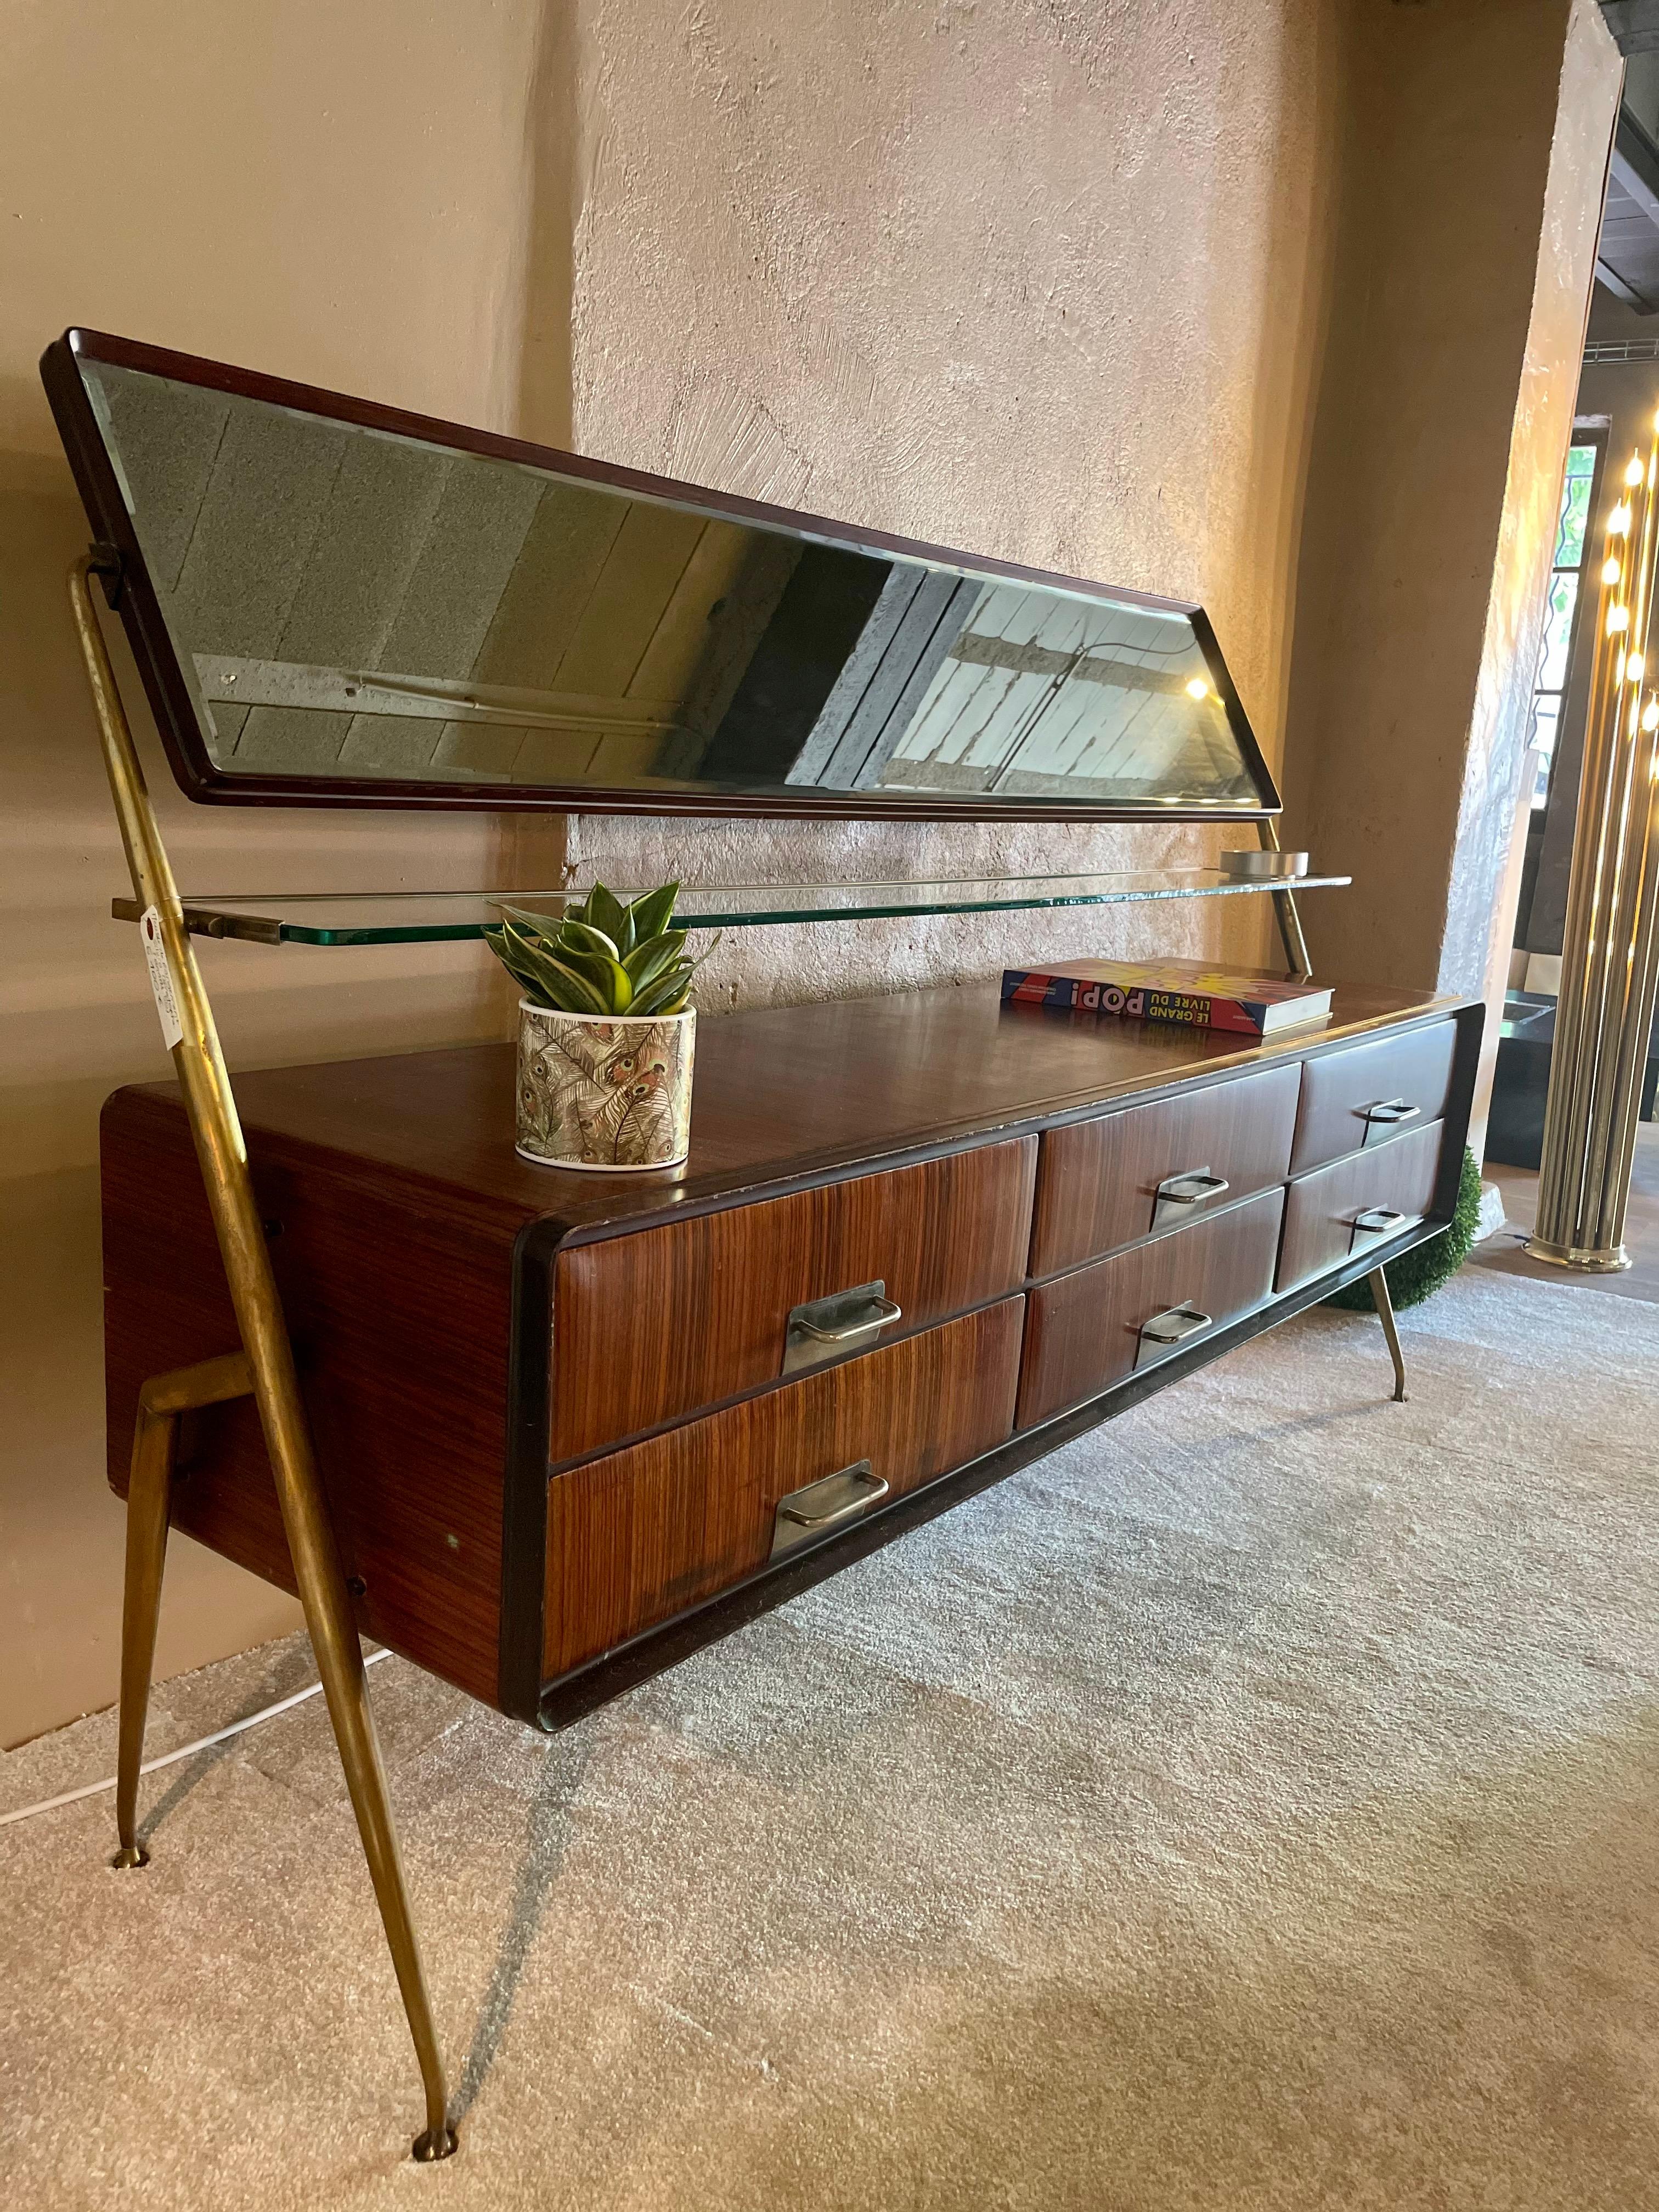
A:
1184;676;1209;700
1626;454;1645;487
1604;557;1623;585
1611;503;1633;535
1629;653;1646;681
1609;605;1630;633
1643;697;1659;732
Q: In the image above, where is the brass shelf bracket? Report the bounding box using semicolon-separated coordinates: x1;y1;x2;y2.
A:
1259;817;1312;981
67;552;457;2163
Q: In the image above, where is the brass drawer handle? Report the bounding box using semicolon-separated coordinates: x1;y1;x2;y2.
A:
782;1280;902;1375
1152;1166;1230;1231
1135;1301;1213;1367
770;1459;890;1560
1361;1098;1420;1132
1350;1205;1408;1250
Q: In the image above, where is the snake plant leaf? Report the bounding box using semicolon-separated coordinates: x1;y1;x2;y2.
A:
626;882;679;944
628;961;695;1016
485;879;698;1017
551;942;621;997
501;922;612;1014
583;883;630;953
556;918;622;963
534;953;612;1014
483;924;547;998
495;920;567;991
493;901;566;943
622;929;689;992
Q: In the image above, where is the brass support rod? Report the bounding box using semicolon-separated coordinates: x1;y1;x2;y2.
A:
1259;819;1312;980
1368;1266;1408;1403
114;1351;257;1867
68;556;456;2162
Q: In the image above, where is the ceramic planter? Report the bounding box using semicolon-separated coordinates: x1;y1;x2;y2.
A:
516;1000;695;1170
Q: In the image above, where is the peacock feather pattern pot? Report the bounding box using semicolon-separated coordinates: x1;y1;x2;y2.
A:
516;1001;695;1170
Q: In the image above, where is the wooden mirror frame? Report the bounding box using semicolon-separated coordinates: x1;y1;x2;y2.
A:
42;326;1281;822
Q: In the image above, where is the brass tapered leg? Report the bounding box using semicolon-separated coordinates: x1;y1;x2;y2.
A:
1369;1266;1408;1402
70;556;456;2161
113;1353;257;1869
112;1405;174;1869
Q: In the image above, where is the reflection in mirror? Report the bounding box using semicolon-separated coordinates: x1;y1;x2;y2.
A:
79;357;1268;811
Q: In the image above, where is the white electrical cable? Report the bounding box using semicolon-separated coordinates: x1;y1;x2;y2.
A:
0;1646;393;1831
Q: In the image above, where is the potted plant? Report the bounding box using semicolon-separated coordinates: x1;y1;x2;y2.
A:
484;882;709;1171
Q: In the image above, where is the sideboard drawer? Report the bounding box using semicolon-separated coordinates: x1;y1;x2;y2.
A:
543;1296;1024;1679
550;1137;1035;1463
1030;1061;1301;1276
1016;1186;1284;1431
1290;1020;1457;1173
1278;1118;1444;1290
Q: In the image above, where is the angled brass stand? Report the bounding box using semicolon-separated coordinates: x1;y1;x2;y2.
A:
114;1352;255;1867
70;552;456;2162
1368;1265;1408;1403
1258;819;1313;982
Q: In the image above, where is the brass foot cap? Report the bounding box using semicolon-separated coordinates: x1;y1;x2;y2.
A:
412;2125;458;2163
110;1844;150;1871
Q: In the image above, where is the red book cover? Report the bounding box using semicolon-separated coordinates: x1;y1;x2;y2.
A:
1000;957;1332;1037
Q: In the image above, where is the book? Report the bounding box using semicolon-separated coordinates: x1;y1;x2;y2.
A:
1000;957;1333;1037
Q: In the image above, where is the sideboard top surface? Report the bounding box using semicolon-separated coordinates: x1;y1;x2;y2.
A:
118;978;1472;1242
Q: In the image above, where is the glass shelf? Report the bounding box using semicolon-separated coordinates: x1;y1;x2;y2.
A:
112;867;1347;947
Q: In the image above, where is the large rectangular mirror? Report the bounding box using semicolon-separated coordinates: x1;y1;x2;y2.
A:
44;330;1278;820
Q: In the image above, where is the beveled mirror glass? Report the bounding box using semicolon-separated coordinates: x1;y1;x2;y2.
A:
46;331;1278;819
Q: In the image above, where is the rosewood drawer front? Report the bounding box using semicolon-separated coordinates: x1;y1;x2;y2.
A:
1029;1061;1301;1277
1016;1186;1285;1431
1289;1020;1456;1175
543;1297;1025;1680
550;1137;1035;1464
1277;1117;1445;1290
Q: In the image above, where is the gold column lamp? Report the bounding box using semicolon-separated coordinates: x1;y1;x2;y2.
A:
1529;422;1659;1271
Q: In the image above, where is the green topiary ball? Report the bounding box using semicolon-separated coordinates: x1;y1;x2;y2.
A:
1322;1145;1483;1313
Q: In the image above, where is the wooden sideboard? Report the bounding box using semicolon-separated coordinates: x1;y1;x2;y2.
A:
101;979;1480;1731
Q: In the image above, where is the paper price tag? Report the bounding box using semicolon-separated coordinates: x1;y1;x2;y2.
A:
139;906;185;1051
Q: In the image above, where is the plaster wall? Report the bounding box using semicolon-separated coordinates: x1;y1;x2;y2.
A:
552;0;1341;997
1283;0;1619;1025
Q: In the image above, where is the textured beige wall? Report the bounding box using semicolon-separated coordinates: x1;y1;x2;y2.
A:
0;0;1609;1745
557;0;1340;998
1282;0;1619;1019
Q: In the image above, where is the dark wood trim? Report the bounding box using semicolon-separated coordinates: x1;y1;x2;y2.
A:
499;1217;560;1723
532;1212;1444;1730
40;326;1281;823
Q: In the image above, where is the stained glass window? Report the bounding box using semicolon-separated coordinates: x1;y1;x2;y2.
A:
1528;439;1599;808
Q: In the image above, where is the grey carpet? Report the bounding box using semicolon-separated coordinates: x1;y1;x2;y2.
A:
3;1266;1656;2210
